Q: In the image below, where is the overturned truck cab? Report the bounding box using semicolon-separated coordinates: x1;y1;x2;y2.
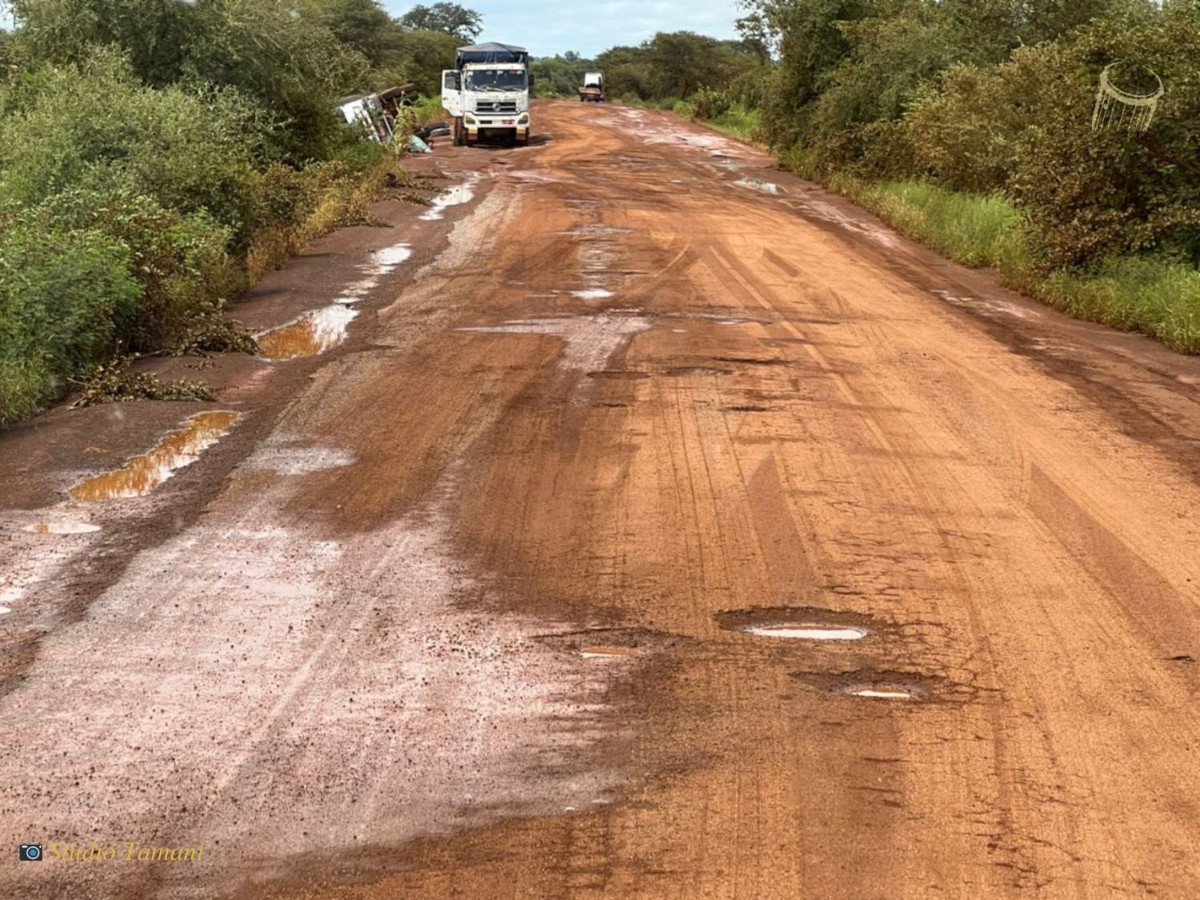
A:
442;42;532;147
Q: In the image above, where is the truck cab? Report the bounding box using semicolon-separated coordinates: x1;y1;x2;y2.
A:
442;42;532;146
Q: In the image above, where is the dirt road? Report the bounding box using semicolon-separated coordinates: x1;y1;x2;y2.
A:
4;100;1200;898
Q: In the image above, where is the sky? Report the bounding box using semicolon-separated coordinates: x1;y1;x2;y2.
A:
1;2;743;58
384;1;743;58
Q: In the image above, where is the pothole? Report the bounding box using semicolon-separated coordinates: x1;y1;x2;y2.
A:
790;669;964;704
742;624;868;641
70;411;239;502
421;176;479;221
22;522;103;535
579;646;641;660
844;685;921;700
717;606;881;641
257;305;357;360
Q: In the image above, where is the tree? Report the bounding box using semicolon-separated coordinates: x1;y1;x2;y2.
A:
398;3;481;43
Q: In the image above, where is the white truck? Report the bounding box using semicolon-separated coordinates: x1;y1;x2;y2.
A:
579;72;605;103
442;42;532;147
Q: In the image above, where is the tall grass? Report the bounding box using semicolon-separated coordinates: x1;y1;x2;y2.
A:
845;181;1026;269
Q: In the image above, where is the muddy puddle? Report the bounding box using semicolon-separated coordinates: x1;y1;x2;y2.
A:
743;624;868;641
845;685;920;700
790;669;959;703
736;178;783;194
422;176;479;221
579;646;641;660
459;314;651;372
257;305;358;360
717;606;882;642
334;243;412;305
70;412;238;502
22;522;102;535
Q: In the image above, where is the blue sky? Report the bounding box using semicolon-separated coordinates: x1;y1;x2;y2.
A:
1;3;743;58
384;1;742;57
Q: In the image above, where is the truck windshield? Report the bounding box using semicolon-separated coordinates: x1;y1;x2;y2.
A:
465;69;526;92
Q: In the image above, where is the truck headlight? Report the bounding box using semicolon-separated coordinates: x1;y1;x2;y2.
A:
464;113;477;125
518;113;529;124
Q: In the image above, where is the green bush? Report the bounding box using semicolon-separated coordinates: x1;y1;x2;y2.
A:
0;51;267;239
0;219;142;423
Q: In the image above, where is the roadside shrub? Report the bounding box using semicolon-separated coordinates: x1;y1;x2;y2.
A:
0;51;267;245
36;186;237;350
0;218;142;423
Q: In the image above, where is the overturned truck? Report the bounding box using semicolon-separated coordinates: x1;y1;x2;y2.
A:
441;42;532;146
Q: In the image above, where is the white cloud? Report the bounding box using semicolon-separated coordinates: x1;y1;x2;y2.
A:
383;0;740;57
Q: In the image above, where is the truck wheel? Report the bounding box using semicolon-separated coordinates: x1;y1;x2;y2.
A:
452;119;464;147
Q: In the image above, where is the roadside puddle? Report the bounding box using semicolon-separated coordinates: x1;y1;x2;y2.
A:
70;411;238;502
257;305;357;360
422;176;479;221
22;522;102;535
335;243;412;305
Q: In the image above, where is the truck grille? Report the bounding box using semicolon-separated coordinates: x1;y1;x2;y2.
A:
474;100;519;115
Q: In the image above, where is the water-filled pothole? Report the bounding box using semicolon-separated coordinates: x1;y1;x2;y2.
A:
736;178;783;194
717;606;881;642
70;411;238;502
22;522;102;535
789;668;963;704
579;646;640;660
257;305;357;360
421;177;478;221
742;624;868;641
845;685;920;700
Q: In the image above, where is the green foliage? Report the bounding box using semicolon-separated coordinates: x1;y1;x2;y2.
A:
0;0;438;424
531;52;595;98
398;3;481;43
0;51;265;240
0;215;142;423
9;0;372;163
598;31;760;102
